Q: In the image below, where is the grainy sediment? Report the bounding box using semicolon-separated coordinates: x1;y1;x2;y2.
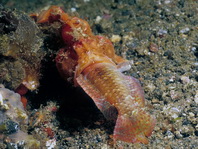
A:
0;0;197;148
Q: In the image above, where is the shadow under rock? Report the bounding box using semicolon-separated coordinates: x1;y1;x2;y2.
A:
27;58;114;134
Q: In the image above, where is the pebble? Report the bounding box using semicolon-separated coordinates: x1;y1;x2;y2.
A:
165;130;174;139
163;105;181;120
152;98;160;104
174;131;183;139
71;8;76;12
180;76;190;84
188;112;195;117
149;42;159;53
95;16;102;24
194;90;198;104
195;124;198;131
46;138;56;149
191;47;196;52
146;83;156;92
179;27;190;34
110;35;121;43
101;144;108;149
170;90;179;100
83;0;90;2
169;76;176;82
164;0;172;4
157;29;167;37
180;125;194;136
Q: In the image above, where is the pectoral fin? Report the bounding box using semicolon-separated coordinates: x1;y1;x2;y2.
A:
124;75;145;107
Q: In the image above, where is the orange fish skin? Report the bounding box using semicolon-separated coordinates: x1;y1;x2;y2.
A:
77;62;156;144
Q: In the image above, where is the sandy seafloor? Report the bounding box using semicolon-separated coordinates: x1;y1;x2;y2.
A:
0;0;197;148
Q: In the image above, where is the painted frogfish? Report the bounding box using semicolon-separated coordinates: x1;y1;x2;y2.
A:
33;6;156;144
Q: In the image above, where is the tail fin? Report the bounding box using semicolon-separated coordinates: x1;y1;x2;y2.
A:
113;108;156;144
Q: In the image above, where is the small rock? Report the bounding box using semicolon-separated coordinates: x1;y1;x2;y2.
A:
180;76;190;84
169;76;176;82
194;90;198;104
110;35;121;43
157;29;167;37
146;83;156;92
179;27;190;34
101;144;108;149
46;139;56;149
170;90;180;100
95;16;102;24
163;105;181;120
70;8;76;12
195;124;198;131
191;47;196;52
180;125;194;136
152;98;160;104
188;112;195;117
165;130;174;139
83;0;90;2
164;0;172;4
175;131;183;139
149;42;159;53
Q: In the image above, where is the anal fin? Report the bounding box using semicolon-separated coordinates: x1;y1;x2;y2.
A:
76;74;117;121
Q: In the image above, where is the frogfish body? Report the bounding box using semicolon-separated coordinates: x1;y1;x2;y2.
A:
33;5;156;144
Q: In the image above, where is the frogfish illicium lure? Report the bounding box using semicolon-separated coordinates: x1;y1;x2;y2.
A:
32;6;156;144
